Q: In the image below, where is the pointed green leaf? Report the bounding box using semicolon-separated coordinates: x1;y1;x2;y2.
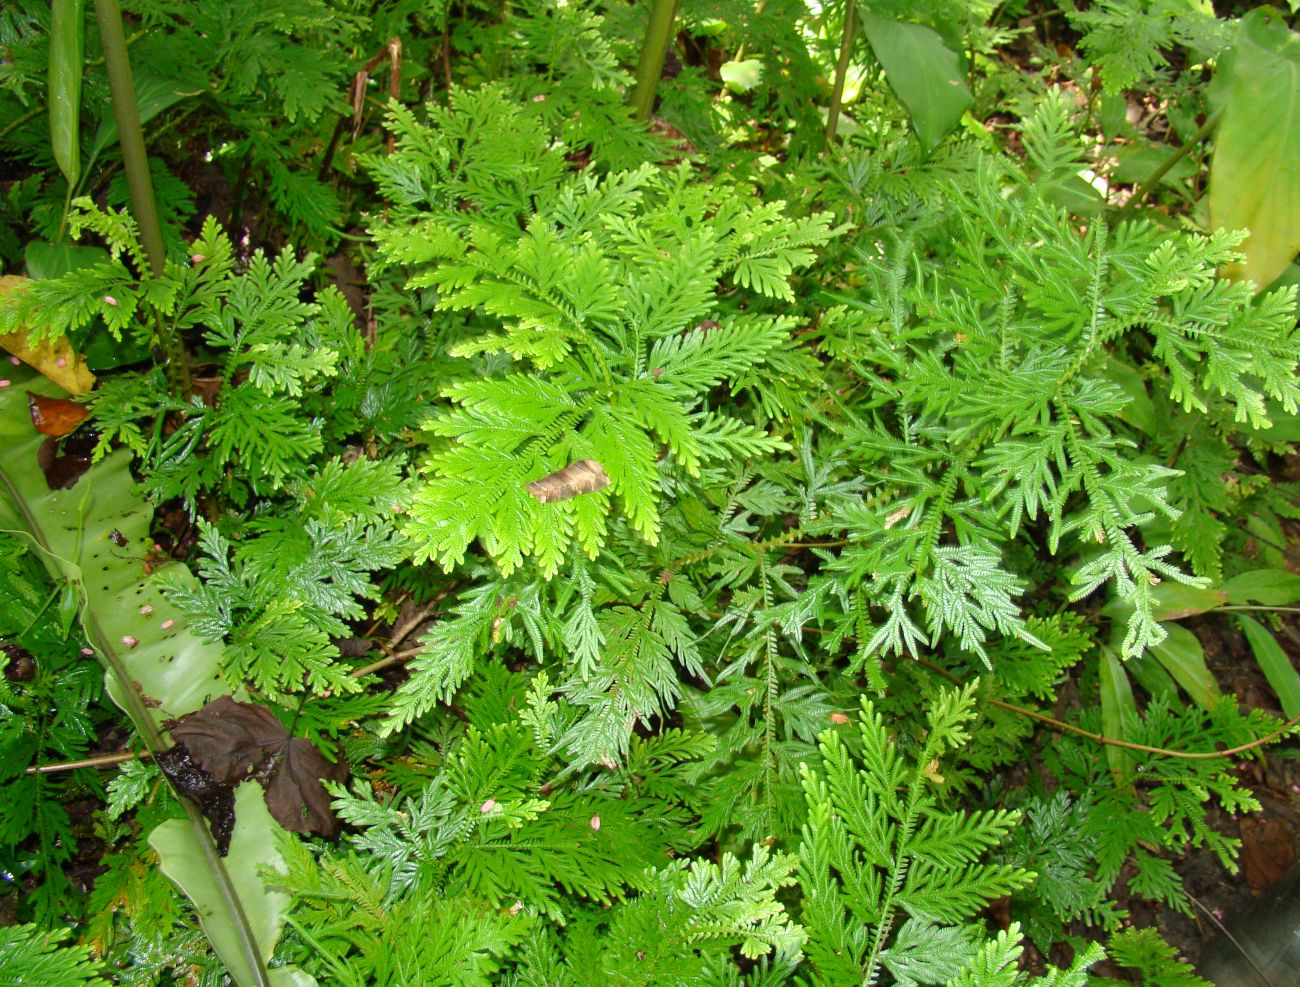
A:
1149;623;1218;709
1102;582;1227;622
1222;568;1300;607
86;72;201;174
49;0;84;187
1237;615;1300;718
1099;645;1135;781
860;13;973;151
1123;652;1179;702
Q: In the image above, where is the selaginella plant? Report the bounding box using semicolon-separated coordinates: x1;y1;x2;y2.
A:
365;84;842;761
4;2;1299;984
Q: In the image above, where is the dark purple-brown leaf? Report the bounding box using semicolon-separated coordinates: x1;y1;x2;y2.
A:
2;642;35;681
166;696;348;838
36;432;95;490
155;743;236;855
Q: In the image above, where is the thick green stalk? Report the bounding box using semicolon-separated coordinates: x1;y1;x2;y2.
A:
92;0;192;396
825;0;856;145
629;0;679;122
91;0;161;274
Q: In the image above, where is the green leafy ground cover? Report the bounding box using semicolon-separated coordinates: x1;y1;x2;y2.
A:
2;1;1300;984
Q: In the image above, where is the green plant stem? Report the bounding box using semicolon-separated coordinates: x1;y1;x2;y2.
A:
93;0;192;398
91;0;163;276
628;0;679;122
0;105;44;142
825;0;856;146
1115;108;1222;221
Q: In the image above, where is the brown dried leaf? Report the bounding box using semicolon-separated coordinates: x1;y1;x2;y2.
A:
263;740;348;837
155;743;237;855
526;459;610;504
28;391;89;437
167;696;348;838
1241;816;1296;893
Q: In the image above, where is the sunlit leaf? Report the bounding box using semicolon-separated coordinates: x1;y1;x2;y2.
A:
860;13;973;151
1208;10;1300;288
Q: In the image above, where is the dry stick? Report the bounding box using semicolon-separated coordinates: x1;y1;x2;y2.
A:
26;644;423;776
349;647;423;680
981;686;1300;760
24;643;1300;775
743;615;1300;760
385;600;437;651
440;17;453;90
1186;891;1274;986
320;38;403;183
903;649;1300;761
28;750;144;775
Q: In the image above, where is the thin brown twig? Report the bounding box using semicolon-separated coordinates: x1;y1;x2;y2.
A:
706;608;1300;761
26;750;148;775
912;653;1300;759
385;601;437;651
349;646;423;680
1186;891;1273;984
988;695;1300;760
26;640;427;775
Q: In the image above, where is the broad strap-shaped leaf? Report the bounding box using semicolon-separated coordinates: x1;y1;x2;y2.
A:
1237;615;1300;718
1148;623;1218;709
0;368;311;987
150;787;313;987
1099;645;1136;782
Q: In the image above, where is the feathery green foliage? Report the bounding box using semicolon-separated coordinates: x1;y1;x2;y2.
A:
0;924;111;986
797;685;1035;985
371;86;837;576
3;1;1297;983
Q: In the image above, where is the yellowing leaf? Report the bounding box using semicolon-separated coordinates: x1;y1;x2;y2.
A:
1208;10;1300;289
0;276;95;395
